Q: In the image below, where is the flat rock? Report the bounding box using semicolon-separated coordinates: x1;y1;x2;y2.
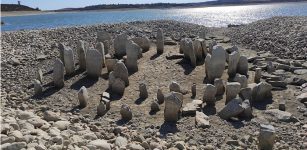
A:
265;109;294;122
195;111;210;128
294;69;307;75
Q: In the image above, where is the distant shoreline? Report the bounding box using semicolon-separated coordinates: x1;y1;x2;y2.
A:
1;1;306;17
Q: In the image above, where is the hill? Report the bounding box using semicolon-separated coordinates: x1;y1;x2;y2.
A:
1;4;40;11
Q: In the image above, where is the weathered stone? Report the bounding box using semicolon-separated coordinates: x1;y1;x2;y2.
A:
111;78;125;96
164;92;183;122
214;78;225;96
205;45;226;83
251;82;272;102
86;48;102;78
87;139;111;150
95;42;106;67
187;39;197;66
1;142;27;150
265;109;294;122
54;120;70;130
33;79;43;96
254;68;262;83
297;92;307;103
126;40;141;72
156;28;164;54
53;58;64;88
36;68;43;83
43;111;61;122
97;102;107;116
78;86;88;108
77;40;87;70
225;82;241;104
115;136;128;147
267;61;275;74
193;38;206;62
132;37;150;52
120;104;132;121
105;59;118;73
233;74;248;88
279;100;286;111
169;81;181;93
151;100;160;112
228;51;240;78
237;56;248;76
191;83;196;98
114;33;129;57
157;89;164;104
58;43;65;64
64;47;75;75
195;111;210;128
108;71;116;88
240;99;252;118
218;98;244;120
239;87;252;100
258;124;275;150
139;82;148;99
294;69;307;75
181;38;191;59
202;84;217;105
113;61;129;86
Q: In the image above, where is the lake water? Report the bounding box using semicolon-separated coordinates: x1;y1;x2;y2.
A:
1;2;307;31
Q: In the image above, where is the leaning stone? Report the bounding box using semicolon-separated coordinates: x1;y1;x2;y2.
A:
86;49;102;78
139;82;148;99
237;56;248;76
202;84;217;105
265;109;294;122
53;58;64;88
151;100;160;112
95;42;106;67
218;98;244;120
77;40;87;70
228;51;240;78
114;33;129;57
239;87;252;100
126;40;141;72
120;104;132;121
240;99;252;118
205;45;226;83
169;81;181;93
258;124;275;150
296;92;307;103
105;59;118;73
132;37;150;52
78;86;89;108
64;47;75;75
251;82;272;102
111;78;125;96
214;78;225;96
164;92;183;122
191;83;196;98
254;68;262;83
156;28;164;54
33;79;43;96
225;82;241;104
58;43;65;64
233;74;248;88
157;89;165;104
36;68;43;83
195;111;210;128
113;61;129;86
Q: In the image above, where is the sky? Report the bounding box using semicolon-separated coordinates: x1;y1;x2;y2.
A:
1;0;209;10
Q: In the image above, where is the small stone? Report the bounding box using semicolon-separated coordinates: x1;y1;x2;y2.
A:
157;89;164;104
1;142;26;150
115;136;128;147
33;79;43;96
239;87;252;100
139;82;148;99
169;81;181;93
258;124;275;150
254;68;262;83
78;86;89;108
191;83;196;98
87;139;111;150
105;59;118;73
97;102;107;116
164;92;183;122
214;78;225;96
233;74;248;88
127;143;145;150
120;104;132;121
265;109;294;122
195;111;210;128
36;68;43;83
182;102;197;116
240;99;252;118
218;98;244;120
43;111;61;122
296;92;307;103
175;141;186;150
10;57;21;66
53;121;70;131
279;100;286;111
202;84;217;105
151;100;160;112
226;82;241;104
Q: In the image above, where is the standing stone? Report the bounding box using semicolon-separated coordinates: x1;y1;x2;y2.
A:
33;79;43;96
239;87;252;100
254;68;262;83
64;47;75;75
205;45;226;83
237;56;248;76
191;83;196;98
226;82;241;104
214;78;225;96
251;82;272;102
202;84;217;105
53;58;64;88
157;89;164;104
113;62;129;86
105;59;118;73
120;104;132;121
36;68;43;83
114;33;129;57
182;38;191;59
208;40;217;54
187;40;197;67
164;92;183;122
258;124;276;150
97;102;107;116
126;41;141;72
111;78;126;96
151;100;160;112
77;40;87;70
156;28;164;54
233;74;248;88
95;42;106;67
108;72;116;88
169;81;181;93
86;49;102;78
218;98;244;120
132;37;150;52
78;86;89;108
193;39;204;62
58;43;65;64
179;38;186;54
228;51;240;78
139;82;148;99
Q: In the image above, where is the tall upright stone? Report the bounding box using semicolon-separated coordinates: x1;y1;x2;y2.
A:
95;42;106;67
156;28;164;54
267;61;275;74
97;31;111;54
169;81;181;93
58;43;65;64
126;40;141;72
233;74;248;88
191;83;196;98
228;51;240;78
86;49;102;78
78;86;89;108
214;78;225;96
193;38;207;62
237;56;248;76
258;124;276;150
202;84;217;105
114;33;129;57
205;45;226;83
77;40;87;70
105;59;118;73
226;82;241;104
53;58;64;88
254;68;262;83
182;38;191;60
64;47;75;75
187;40;197;67
113;62;129;86
251;82;272;102
164;92;183;122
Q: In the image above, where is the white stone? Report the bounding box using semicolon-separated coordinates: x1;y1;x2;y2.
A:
95;42;106;67
78;86;89;108
195;111;210;128
205;45;226;83
86;48;102;78
156;28;164;54
53;58;64;88
64;47;75;75
36;68;43;83
202;84;217;105
77;40;87;70
228;51;240;78
164;92;183;122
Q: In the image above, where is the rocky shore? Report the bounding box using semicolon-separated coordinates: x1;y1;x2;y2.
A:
1;17;307;149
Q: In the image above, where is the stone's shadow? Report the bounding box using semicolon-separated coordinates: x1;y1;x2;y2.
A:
272;87;288;91
135;97;146;105
149;110;159;115
101;72;109;80
116;119;130;126
31;85;61;100
43;70;53;76
252;98;273;110
176;59;195;75
150;53;161;60
202;104;217;116
228;118;245;129
216;95;224;101
105;88;122;101
165;54;184;60
70;76;98;90
128;70;138;76
64;68;84;81
159;122;179;136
